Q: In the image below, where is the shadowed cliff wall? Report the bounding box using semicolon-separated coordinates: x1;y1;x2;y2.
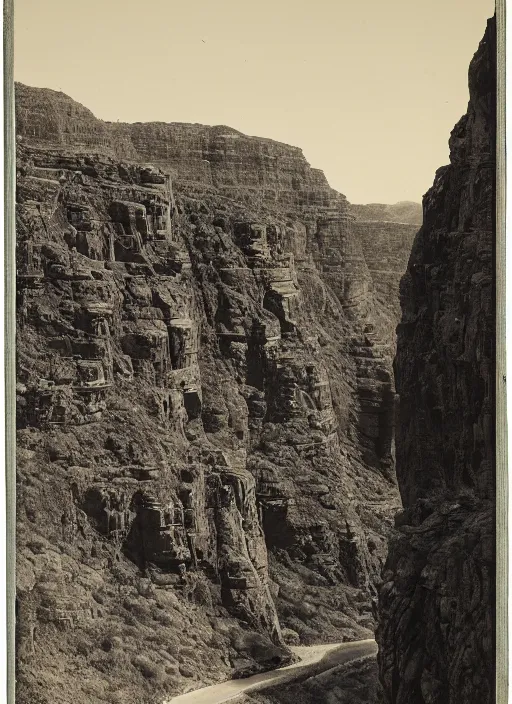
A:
377;16;496;704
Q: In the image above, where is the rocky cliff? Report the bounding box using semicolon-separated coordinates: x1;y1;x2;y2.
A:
377;16;495;704
351;214;419;327
15;85;404;704
16;83;348;214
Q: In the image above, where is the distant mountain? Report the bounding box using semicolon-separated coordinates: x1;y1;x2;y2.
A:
350;201;422;225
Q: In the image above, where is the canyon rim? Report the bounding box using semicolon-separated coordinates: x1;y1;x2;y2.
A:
9;3;498;704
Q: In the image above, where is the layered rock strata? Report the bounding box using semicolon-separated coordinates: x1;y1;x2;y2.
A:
351;218;419;326
377;16;496;704
15;84;402;703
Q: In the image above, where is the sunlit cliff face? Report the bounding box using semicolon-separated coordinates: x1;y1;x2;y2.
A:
13;79;414;703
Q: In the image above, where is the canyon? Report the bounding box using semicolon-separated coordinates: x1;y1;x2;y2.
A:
14;82;416;704
13;13;495;704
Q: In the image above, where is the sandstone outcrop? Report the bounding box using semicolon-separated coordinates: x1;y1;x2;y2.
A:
377;16;496;704
15;83;407;704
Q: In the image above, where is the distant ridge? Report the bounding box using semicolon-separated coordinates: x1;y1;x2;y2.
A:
350;201;422;225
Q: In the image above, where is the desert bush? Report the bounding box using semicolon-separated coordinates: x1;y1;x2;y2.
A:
151;608;173;627
178;663;195;678
191;579;213;608
131;654;161;680
179;646;197;660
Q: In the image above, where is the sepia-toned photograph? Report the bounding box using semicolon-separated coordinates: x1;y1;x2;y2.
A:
7;1;502;703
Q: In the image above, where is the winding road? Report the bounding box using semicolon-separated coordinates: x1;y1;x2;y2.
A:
165;639;377;704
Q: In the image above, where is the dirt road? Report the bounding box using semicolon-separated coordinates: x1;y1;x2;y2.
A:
165;639;377;704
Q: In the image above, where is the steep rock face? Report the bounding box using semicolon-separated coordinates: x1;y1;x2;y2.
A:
15;84;129;156
15;83;347;216
377;16;495;704
16;86;401;704
351;218;419;326
16;149;289;704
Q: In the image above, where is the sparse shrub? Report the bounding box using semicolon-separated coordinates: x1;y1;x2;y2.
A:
123;613;137;627
131;654;160;679
179;646;197;660
75;637;90;657
101;637;114;652
295;600;317;619
165;635;180;657
122;597;151;624
91;653;115;674
282;627;300;645
92;590;105;605
191;579;213;608
135;578;153;598
104;693;125;704
179;663;195;679
152;610;173;627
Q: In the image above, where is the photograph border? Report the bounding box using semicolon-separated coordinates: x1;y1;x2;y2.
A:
2;2;508;703
4;1;16;703
496;2;508;703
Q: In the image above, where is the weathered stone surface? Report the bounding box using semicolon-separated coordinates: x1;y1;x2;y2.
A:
15;81;411;704
377;16;495;704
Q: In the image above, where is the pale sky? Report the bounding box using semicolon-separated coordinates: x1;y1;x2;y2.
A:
14;0;495;204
